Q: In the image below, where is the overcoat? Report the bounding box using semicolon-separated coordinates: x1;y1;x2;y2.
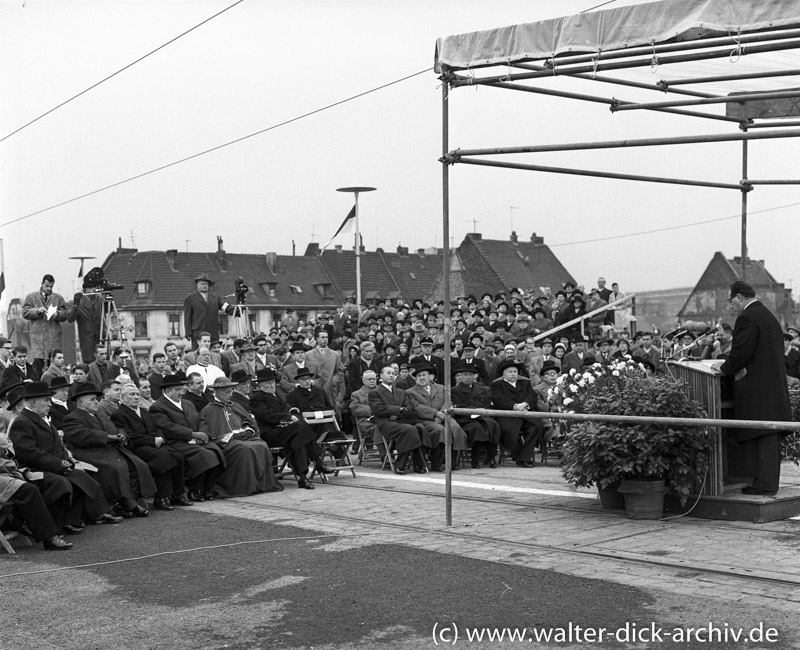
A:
368;384;423;454
21;290;67;360
110;404;184;478
183;290;234;344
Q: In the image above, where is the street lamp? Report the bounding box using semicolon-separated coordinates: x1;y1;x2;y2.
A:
336;186;376;323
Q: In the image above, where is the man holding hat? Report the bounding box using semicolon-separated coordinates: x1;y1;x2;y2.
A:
198;376;282;498
63;383;156;518
148;373;225;502
183;273;236;348
250;368;327;489
490;359;543;467
9;381;121;531
451;362;500;468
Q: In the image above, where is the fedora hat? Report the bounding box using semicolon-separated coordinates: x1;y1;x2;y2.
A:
6;386;27;409
69;382;102;402
194;273;214;285
0;379;24;399
539;360;561;376
255;368;279;383
497;359;526;374
49;376;70;390
294;367;315;380
229;369;251;384
160;373;188;389
210;377;239;389
409;363;436;377
289;342;307;353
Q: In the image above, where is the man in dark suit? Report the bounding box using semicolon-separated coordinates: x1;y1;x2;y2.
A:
2;346;40;384
490;359;543;467
460;343;488;385
718;281;792;495
9;382;120;532
148;374;224;502
414;337;444;382
561;335;589;376
451;362;501;468
368;366;426;474
111;383;190;510
183;274;236;347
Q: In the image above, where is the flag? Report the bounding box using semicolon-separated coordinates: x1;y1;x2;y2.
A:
321;205;356;254
78;259;85;278
0;239;5;299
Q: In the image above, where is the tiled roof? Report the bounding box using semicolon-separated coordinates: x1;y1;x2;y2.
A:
378;250;444;303
102;249;338;309
462;234;575;292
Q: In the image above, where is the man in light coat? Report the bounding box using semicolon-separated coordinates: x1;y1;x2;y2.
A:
22;274;67;374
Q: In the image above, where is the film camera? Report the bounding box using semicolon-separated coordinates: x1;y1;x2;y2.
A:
234;277;249;305
82;267;124;293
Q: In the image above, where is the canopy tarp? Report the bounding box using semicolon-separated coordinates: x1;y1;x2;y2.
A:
435;0;800;72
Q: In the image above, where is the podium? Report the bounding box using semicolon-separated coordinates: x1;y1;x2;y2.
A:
666;359;800;521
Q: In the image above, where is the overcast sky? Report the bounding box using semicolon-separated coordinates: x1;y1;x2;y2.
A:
2;0;799;308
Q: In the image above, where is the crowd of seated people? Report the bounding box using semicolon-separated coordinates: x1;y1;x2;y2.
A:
3;276;799;551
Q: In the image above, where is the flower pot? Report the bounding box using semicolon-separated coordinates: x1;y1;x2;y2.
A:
618;478;666;520
597;480;625;510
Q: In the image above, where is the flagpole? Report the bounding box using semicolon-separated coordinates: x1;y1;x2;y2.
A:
337;186;376;324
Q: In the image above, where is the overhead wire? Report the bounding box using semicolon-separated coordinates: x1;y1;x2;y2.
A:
0;0;247;144
0;67;431;229
580;0;618;13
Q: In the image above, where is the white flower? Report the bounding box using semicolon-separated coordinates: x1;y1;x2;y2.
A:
556;375;566;385
577;379;586;388
587;375;595;384
563;397;573;406
612;370;620;377
569;368;577;376
569;384;579;393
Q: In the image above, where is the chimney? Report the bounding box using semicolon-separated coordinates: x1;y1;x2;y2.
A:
292;240;296;256
118;237;123;249
467;232;482;240
265;252;278;275
335;245;343;253
530;232;543;244
510;231;518;243
376;247;384;253
166;249;178;271
217;235;224;253
397;245;409;256
417;248;425;257
215;235;228;269
305;242;321;256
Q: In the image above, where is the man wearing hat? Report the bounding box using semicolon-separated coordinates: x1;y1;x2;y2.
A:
561;335;590;375
405;364;468;472
414;337;444;382
103;347;140;387
490;359;543;467
594;338;614;366
48;376;72;430
149;373;224;502
230;341;260;382
451;362;501;468
530;338;559;377
63;383;156;518
183;273;236;347
229;369;254;413
279;342;312;396
558;293;587;340
250;368;327;489
284;369;346;464
534;360;560;411
111;383;190;510
198;376;282;498
9;382;121;531
716;281;792;495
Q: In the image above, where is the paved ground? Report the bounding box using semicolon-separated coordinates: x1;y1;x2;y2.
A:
3;461;800;649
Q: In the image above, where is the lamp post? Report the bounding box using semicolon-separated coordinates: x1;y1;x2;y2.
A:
336;186;376;323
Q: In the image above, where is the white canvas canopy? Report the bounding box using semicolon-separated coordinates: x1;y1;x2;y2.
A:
435;0;800;72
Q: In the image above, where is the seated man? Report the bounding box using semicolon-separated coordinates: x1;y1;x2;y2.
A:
9;382;120;532
48;376;71;430
149;374;224;503
0;431;73;550
250;368;329;490
285;368;346;461
97;378;122;418
198;376;283;498
368;366;426;474
451;362;500;468
404;364;468;472
63;383;156;518
490;359;543;467
111;383;190;511
349;369;385;460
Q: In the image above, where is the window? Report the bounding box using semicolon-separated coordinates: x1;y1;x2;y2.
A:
219;313;229;337
261;282;277;298
248;311;258;334
133;312;148;338
314;283;332;299
168;312;181;337
136;281;149;296
289;285;302;294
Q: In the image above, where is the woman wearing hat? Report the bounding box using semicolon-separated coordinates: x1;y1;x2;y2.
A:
62;383;156;518
198;376;282;497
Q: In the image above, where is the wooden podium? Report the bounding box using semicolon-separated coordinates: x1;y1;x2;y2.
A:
666;359;800;521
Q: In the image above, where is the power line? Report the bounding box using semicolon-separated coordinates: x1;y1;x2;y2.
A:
549;201;800;248
580;0;618;13
0;0;246;144
0;67;431;229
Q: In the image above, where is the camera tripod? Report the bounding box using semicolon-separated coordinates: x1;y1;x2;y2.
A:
99;292;134;356
229;304;253;341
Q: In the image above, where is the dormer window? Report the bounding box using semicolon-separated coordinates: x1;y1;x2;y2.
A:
136;281;150;296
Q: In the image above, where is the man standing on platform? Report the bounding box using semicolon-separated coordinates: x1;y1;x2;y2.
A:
717;280;792;496
22;275;67;374
183;274;236;347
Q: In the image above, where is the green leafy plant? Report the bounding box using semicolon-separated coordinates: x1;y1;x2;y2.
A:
560;374;711;505
780;387;800;463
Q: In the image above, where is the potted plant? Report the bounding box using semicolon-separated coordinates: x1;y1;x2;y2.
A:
556;360;711;519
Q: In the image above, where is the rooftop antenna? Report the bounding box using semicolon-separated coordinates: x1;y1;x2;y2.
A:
509;206;518;233
184;240;190;253
68;253;96;278
310;222;318;242
467;218;479;233
130;230;136;248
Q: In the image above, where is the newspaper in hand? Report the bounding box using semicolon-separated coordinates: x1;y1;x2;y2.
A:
45;304;58;320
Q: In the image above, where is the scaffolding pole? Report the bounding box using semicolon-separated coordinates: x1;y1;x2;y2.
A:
612;88;800;112
441;79;453;527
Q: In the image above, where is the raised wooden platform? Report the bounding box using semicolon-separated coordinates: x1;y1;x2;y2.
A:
665;487;800;523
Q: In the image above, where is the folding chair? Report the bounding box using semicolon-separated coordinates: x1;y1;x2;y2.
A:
301;410;357;482
269;446;299;480
354;416;386;467
0;506;32;555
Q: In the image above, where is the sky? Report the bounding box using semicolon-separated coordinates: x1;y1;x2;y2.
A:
2;0;799;310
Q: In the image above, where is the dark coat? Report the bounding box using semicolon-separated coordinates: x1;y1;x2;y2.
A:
368;384;422;454
62;409;156;503
451;382;501;445
9;409;109;515
286;385;332;414
183;290;234;344
2;362;39;384
720;301;792;441
250;389;318;450
49;400;71;430
149;396;225;479
110;404;184;478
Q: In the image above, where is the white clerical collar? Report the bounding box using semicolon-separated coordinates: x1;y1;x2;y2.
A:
165;394;183;410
